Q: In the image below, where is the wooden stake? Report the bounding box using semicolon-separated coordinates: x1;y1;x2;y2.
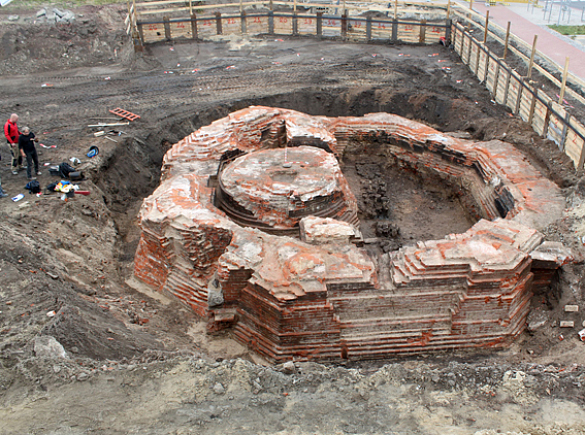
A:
293;0;296;13
132;0;137;32
483;10;489;43
503;21;511;59
189;0;193;16
527;34;538;79
558;56;570;104
394;0;398;20
447;0;451;20
470;0;473;11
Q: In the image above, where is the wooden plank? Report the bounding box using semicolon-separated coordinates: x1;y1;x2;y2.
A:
197;17;218;37
273;14;293;34
518;85;532;122
298;15;317;35
322;16;342;37
531;91;548;135
477;49;488;83
396;22;419;43
506;74;521;112
222;16;242;35
425;25;443;44
565;129;584;168
486;56;497;94
547;102;566;147
246;14;269;33
171;19;191;38
498;69;510;105
454;27;463;55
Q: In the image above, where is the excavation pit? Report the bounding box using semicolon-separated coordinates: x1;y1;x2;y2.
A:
135;106;573;362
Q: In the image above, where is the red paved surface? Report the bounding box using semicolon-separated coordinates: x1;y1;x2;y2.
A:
472;3;585;80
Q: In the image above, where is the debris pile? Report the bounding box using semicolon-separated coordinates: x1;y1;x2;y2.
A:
35;8;76;24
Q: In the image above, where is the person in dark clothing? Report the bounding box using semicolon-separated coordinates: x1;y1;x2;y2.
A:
0;151;7;198
19;127;41;180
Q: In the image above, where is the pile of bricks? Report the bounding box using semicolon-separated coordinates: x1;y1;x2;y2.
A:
134;106;572;362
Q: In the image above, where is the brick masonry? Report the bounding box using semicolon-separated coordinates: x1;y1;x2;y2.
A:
135;106;572;362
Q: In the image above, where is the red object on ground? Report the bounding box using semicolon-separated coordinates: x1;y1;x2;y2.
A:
109;108;141;121
74;191;91;196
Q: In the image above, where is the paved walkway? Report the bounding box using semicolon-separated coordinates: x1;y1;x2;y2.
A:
461;1;585;80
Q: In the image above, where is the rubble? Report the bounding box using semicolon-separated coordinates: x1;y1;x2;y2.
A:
35;8;75;24
135;107;572;362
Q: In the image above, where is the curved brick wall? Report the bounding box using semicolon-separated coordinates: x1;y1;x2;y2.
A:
135;106;572;362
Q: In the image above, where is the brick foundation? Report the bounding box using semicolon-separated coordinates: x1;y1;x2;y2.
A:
135;106;572;362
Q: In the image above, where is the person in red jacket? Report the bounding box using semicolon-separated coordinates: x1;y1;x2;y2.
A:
4;113;23;175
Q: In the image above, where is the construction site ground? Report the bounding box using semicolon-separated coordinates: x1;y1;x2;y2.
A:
1;4;585;434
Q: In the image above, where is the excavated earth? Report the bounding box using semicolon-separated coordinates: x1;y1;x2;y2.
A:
1;4;585;434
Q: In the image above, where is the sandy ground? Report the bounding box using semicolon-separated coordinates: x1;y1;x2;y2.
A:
1;4;585;434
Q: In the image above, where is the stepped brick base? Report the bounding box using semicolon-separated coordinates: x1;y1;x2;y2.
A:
135;106;572;362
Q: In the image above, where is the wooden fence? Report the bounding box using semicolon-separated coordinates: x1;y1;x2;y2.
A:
133;11;449;44
125;0;585;170
453;21;585;169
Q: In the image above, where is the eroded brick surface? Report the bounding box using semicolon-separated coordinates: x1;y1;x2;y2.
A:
135;106;572;362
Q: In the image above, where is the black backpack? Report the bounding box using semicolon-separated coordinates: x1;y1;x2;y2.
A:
58;162;76;178
25;180;41;194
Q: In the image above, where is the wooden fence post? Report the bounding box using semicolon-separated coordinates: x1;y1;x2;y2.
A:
269;11;275;35
467;32;473;63
293;12;298;35
366;16;372;42
558;57;570;104
445;19;452;45
542;104;551;137
191;13;198;40
483;10;489;43
341;13;348;38
241;11;246;34
527;35;538;79
392;19;398;42
483;51;490;83
163;16;171;41
579;141;585;170
419;19;426;44
503;72;511;105
493;62;500;96
215;12;222;35
137;22;145;45
515;80;524;115
503;21;511;59
316;12;322;36
528;87;537;125
560;112;571;152
475;42;481;75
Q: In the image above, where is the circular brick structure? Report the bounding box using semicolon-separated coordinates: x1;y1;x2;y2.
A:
135;106;572;362
217;146;358;231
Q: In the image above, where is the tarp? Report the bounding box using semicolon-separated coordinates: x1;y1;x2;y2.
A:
0;0;16;6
